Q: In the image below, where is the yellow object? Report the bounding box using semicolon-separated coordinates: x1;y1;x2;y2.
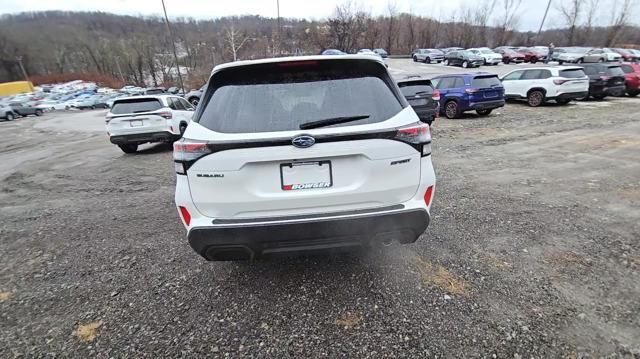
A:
0;81;34;96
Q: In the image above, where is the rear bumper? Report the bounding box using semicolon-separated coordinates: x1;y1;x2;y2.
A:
469;99;505;110
187;207;430;260
109;131;178;145
589;85;625;96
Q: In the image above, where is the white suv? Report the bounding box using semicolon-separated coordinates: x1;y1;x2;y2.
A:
501;66;589;106
467;48;503;65
106;95;194;153
174;56;436;261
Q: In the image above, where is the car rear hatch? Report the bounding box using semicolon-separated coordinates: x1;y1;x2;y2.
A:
397;78;439;119
556;68;590;92
107;98;171;134
605;66;626;88
468;75;504;101
178;58;428;219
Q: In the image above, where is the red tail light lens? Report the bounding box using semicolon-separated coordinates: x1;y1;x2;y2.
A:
395;122;432;156
178;206;191;226
158;111;173;119
173;140;212;174
423;186;434;206
432;89;441;101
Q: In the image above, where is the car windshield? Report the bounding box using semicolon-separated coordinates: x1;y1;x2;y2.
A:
607;66;625;76
461;51;474;56
472;76;502;88
560;69;587;78
111;98;163;114
480;49;494;54
197;60;402;133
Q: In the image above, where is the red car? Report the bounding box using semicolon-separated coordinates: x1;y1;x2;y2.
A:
516;48;545;63
612;48;639;62
493;49;526;64
620;62;640;97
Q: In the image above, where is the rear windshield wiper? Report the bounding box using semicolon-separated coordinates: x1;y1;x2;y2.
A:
299;115;370;130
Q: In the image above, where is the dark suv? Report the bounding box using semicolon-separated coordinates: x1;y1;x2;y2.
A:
443;51;484;68
580;63;627;99
431;73;505;118
397;78;440;125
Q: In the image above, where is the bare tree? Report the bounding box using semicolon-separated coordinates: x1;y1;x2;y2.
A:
605;0;636;46
385;1;398;53
327;1;367;53
581;0;601;43
224;22;252;61
558;0;584;46
495;0;523;45
473;0;498;46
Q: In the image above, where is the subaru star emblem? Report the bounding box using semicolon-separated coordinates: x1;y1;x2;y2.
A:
292;135;315;148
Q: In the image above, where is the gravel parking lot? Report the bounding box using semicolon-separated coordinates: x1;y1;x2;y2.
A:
1;59;639;357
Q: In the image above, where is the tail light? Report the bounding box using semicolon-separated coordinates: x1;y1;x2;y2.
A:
178;206;191;226
173;139;212;174
553;79;569;85
395;122;432;156
423;186;434;206
465;88;478;94
157;111;173;119
432;89;441;101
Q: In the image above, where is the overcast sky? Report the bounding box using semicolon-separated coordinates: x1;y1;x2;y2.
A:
0;0;637;31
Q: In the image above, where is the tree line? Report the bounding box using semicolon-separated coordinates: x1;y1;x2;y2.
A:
0;0;638;88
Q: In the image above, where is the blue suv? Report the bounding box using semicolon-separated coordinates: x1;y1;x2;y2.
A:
431;73;505;119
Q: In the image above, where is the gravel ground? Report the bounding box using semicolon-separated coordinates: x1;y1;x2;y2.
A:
1;65;639;357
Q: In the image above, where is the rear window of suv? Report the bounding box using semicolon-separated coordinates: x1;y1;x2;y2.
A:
111;98;163;114
606;66;625;76
196;60;403;133
560;69;587;78
472;76;501;87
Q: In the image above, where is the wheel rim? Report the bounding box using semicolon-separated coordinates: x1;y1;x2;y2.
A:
444;60;448;65
425;57;430;63
190;99;199;106
7;114;13;120
529;92;543;106
463;61;468;68
446;102;457;118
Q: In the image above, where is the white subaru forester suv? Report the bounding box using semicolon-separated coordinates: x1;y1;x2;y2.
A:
174;56;436;261
106;95;194;153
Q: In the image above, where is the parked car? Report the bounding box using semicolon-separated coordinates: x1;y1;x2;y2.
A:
184;85;205;106
173;56;435;261
144;87;166;95
611;48;639;62
397;78;440;125
620;62;640;97
443;50;484;68
500;66;589;106
532;46;549;57
35;100;67;111
550;47;568;62
412;49;445;63
467;48;503;65
577;48;622;63
105;95;194;153
9;102;43;117
579;63;627;99
431;73;505;118
1;104;17;121
357;49;381;57
321;49;346;55
557;47;590;64
494;48;526;64
517;47;545;63
373;48;388;58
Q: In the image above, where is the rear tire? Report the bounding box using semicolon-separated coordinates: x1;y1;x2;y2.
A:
118;144;138;153
188;97;199;106
527;90;545;107
476;109;492;116
5;112;14;121
443;59;449;66
444;101;461;119
35;109;43;116
424;57;431;64
503;58;510;64
530;57;538;64
413;56;418;62
558;60;564;65
462;60;469;68
179;123;188;137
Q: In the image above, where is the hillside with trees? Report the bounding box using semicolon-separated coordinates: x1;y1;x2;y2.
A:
0;0;638;88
